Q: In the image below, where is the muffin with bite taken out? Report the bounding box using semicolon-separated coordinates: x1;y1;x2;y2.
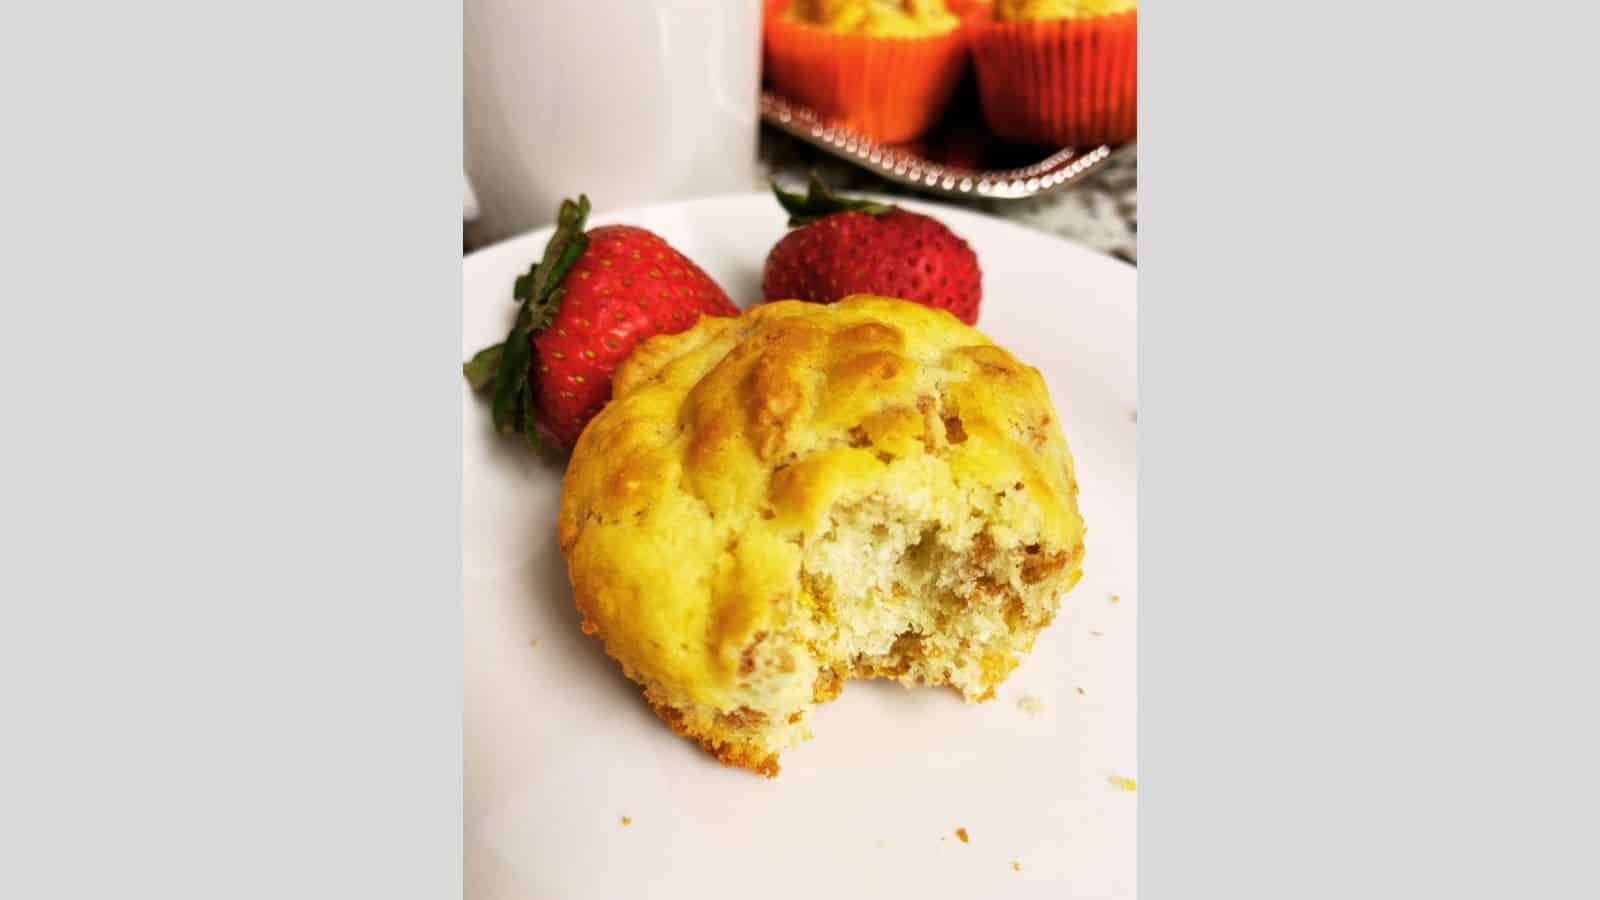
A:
558;295;1086;776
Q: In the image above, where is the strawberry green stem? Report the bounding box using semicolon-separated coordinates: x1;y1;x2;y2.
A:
463;194;592;453
771;174;894;227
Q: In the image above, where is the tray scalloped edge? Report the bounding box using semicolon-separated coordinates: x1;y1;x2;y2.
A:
760;91;1121;201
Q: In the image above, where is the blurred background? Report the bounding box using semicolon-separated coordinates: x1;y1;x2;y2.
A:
464;0;1136;264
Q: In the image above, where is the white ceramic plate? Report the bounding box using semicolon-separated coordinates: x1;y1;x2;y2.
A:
464;193;1137;900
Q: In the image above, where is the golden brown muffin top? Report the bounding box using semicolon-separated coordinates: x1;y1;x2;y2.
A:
558;297;1084;711
993;0;1136;21
784;0;961;37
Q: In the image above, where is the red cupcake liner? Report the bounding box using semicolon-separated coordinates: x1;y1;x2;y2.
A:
966;7;1137;147
763;0;970;144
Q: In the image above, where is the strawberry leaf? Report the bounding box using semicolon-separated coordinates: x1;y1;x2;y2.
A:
771;174;894;227
463;342;503;391
513;265;538;302
526;239;585;331
469;194;594;449
526;197;590;303
490;318;535;433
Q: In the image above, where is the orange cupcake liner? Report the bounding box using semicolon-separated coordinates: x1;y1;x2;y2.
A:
763;0;970;145
966;8;1137;147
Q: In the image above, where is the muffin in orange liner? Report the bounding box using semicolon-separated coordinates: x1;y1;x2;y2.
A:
764;0;970;144
966;0;1137;147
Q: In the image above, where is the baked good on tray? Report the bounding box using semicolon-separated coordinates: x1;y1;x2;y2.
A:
967;0;1138;146
558;295;1085;776
763;0;970;143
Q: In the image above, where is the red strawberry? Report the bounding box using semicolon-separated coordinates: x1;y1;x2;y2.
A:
465;195;738;452
761;176;982;325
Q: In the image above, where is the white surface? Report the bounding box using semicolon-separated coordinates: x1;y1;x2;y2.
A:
463;194;1138;900
464;0;761;243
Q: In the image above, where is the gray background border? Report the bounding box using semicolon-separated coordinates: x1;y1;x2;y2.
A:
1143;2;1598;897
1;2;462;897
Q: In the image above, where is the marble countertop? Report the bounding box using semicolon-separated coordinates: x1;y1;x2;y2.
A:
758;127;1138;265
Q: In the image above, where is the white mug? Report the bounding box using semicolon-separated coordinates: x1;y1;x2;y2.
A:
465;0;763;244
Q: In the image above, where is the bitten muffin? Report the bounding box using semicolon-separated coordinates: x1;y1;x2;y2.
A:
558;296;1085;776
967;0;1138;147
764;0;969;143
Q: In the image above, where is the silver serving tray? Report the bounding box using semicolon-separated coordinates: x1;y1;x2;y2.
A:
760;91;1120;201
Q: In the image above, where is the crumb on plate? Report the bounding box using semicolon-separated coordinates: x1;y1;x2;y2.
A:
955;827;969;843
1016;694;1045;715
1076;686;1085;696
620;816;632;825
1110;594;1120;604
529;638;540;649
1108;775;1137;792
1012;861;1021;872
